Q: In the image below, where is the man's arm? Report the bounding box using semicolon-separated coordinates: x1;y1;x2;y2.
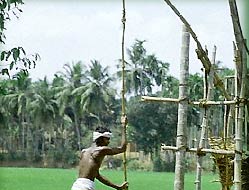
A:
100;115;128;156
96;172;128;190
120;115;128;151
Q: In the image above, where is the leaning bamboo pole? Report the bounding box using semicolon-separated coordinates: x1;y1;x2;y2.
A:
174;25;190;190
228;0;249;55
163;0;231;100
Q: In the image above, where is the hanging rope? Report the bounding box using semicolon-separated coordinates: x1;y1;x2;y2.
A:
121;0;128;186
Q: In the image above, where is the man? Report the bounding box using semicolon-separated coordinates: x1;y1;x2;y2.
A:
71;115;128;190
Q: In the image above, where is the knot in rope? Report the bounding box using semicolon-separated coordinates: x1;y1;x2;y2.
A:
198;99;207;108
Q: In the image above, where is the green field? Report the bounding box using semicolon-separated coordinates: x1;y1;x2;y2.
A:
0;167;221;190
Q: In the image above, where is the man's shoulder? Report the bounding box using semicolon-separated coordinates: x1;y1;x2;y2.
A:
92;146;112;155
94;146;110;151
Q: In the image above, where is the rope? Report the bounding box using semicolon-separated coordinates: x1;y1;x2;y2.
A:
121;0;128;186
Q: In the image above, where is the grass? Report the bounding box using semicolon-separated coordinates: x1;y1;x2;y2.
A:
0;167;221;190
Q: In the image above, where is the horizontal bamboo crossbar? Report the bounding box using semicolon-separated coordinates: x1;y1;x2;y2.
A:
191;100;237;105
141;96;243;105
161;145;235;155
141;96;179;103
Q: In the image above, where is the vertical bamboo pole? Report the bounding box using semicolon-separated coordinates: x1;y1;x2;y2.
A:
195;46;215;190
224;78;229;141
234;41;245;190
174;25;190;190
240;39;247;190
223;77;230;190
227;78;235;135
242;39;248;152
121;0;127;185
245;106;248;151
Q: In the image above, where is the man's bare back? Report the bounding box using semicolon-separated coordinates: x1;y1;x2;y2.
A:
78;146;106;181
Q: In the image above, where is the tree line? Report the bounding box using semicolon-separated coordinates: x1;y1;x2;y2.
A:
0;38;234;168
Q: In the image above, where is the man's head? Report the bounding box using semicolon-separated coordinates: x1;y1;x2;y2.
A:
93;127;112;146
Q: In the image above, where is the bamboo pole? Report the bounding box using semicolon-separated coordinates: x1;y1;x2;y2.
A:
141;96;239;105
141;96;179;103
228;2;248;188
195;69;208;190
246;106;248;151
228;0;249;55
227;79;235;136
195;48;214;190
223;77;231;190
224;77;229;141
234;45;243;190
242;39;248;154
238;38;247;190
161;145;235;155
174;25;190;190
121;0;128;186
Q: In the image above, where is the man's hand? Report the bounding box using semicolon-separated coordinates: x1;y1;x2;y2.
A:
121;115;128;126
117;181;128;190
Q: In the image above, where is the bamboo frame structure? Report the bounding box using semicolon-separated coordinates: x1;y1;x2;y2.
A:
141;1;248;190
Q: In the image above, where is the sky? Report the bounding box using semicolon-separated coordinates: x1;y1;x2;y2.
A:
4;0;245;81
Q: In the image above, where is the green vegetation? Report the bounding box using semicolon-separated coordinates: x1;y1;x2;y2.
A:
0;167;221;190
0;0;39;76
0;39;234;168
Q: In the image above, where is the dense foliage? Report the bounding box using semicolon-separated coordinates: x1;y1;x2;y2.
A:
0;37;235;168
0;39;183;167
0;0;39;77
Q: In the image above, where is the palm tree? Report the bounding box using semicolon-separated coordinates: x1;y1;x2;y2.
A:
0;71;34;158
117;39;169;96
161;75;179;98
188;73;203;101
73;60;116;126
55;61;86;150
29;77;59;160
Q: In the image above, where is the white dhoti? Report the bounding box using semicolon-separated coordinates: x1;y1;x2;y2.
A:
71;178;95;190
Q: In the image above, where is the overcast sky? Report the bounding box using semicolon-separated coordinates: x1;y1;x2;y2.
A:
5;0;245;81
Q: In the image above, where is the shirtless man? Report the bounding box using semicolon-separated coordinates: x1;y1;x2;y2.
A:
71;116;128;190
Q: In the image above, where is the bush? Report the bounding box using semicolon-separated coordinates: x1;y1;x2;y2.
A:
127;159;153;171
153;157;163;172
153;156;175;172
105;157;123;169
0;153;6;161
6;151;26;161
